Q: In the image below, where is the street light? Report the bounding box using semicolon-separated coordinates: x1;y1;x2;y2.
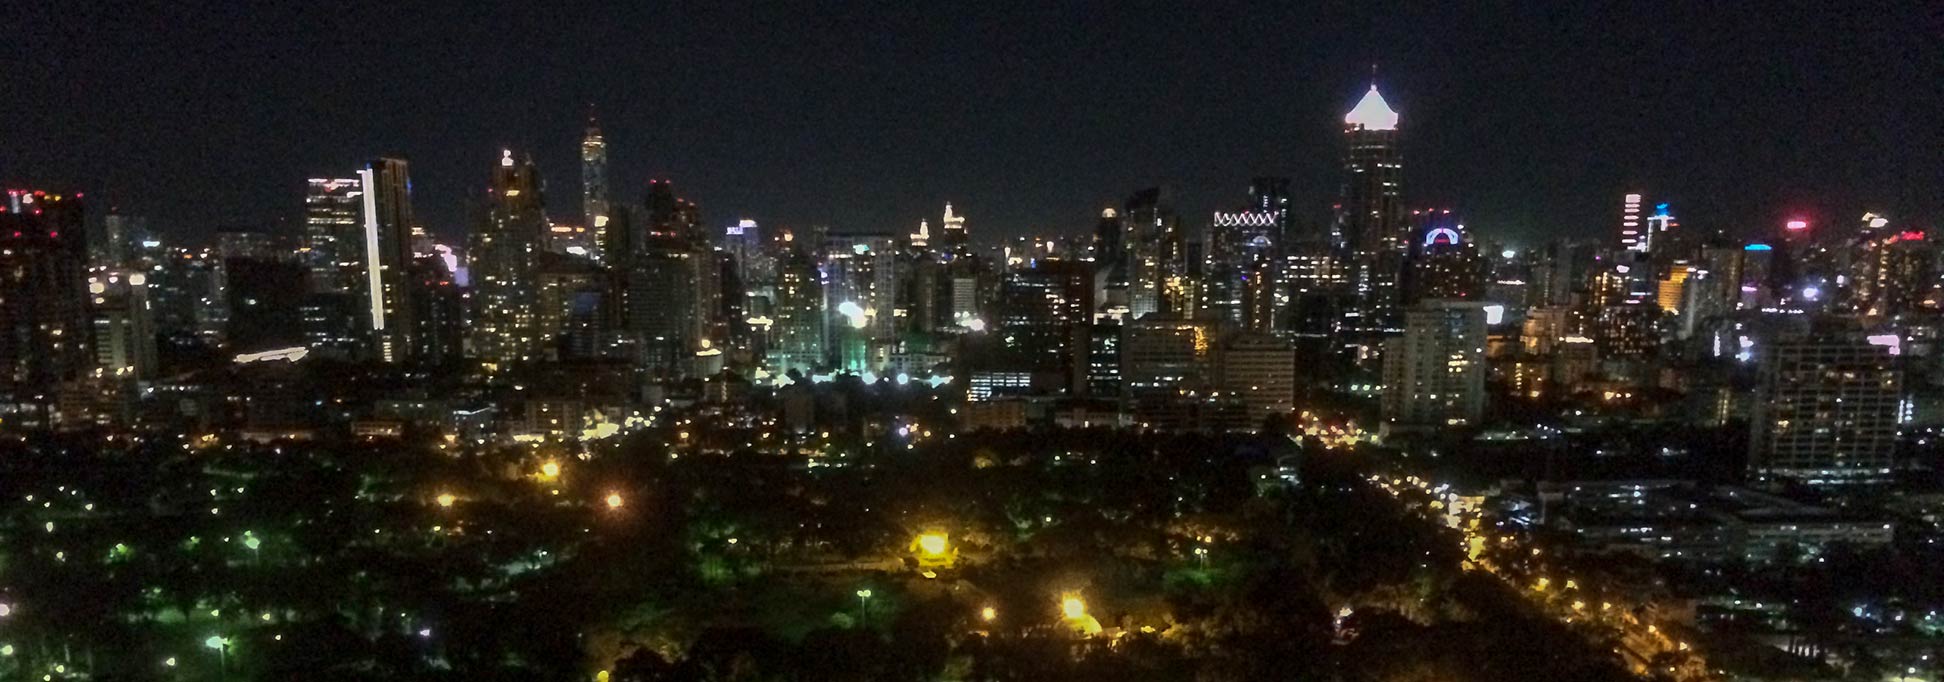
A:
436;493;457;508
981;606;997;623
204;635;229;680
539;461;561;480
1061;594;1087;620
855;589;873;625
605;492;624;510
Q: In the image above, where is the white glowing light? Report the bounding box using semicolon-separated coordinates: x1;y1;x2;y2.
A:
1345;85;1399;130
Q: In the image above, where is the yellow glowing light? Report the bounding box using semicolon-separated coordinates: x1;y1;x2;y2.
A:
1061;594;1086;620
540;461;561;479
605;492;624;510
917;533;948;557
981;606;997;622
436;493;456;508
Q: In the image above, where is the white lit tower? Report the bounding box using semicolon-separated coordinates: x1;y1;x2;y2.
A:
360;157;417;362
1338;83;1404;331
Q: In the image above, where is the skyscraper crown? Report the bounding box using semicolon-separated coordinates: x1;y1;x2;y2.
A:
1345;85;1400;130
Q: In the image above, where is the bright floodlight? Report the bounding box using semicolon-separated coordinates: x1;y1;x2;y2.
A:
436;493;457;508
917;533;948;557
1061;595;1086;620
605;492;624;509
540;461;561;479
981;606;997;622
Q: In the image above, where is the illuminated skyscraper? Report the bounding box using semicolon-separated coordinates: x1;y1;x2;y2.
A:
1618;193;1644;251
360;157;417;362
1403;210;1483;304
1749;325;1901;484
1206;178;1288;329
992;259;1094;392
939;203;968;253
304;176;365;295
581;110;609;261
1123;187;1186;318
769;246;825;374
1642;202;1677;255
470;149;547;367
0;190;91;427
88;269;157;381
1339;84;1404;330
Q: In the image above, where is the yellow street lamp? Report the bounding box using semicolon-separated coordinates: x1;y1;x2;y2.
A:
605;492;624;510
981;606;997;622
540;461;561;480
917;533;948;557
1061;594;1086;620
436;493;457;508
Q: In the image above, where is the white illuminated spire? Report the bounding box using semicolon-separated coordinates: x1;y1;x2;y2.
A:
1345;85;1399;131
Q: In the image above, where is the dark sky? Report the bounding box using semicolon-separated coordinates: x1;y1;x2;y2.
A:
4;2;1938;248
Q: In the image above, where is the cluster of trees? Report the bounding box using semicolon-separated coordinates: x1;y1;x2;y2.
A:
0;423;1637;680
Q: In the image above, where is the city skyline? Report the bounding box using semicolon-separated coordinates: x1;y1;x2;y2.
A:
5;3;1938;246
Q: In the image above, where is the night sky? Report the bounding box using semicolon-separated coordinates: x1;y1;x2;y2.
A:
4;2;1937;247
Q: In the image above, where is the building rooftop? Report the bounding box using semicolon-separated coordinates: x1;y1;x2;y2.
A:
1345;85;1400;131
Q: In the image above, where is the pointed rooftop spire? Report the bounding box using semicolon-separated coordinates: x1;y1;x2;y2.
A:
1345;84;1399;131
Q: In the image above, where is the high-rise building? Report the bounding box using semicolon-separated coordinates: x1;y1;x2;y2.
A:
1381;301;1487;429
939;203;968;253
298;160;417;362
768;247;825;374
1403;209;1483;304
1339;84;1405;332
1207;180;1285;328
406;253;465;365
1853;229;1933;318
0;190;91;427
1221;333;1296;417
992;259;1094;392
1123;187;1187;318
1122;317;1217;394
626;236;711;373
1618;193;1645;252
93;208;143;269
1642;202;1677;256
304;177;366;295
87;269;157;381
470;150;548;367
645;180;702;244
581;111;609;262
360;157;417;362
1748;325;1902;484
